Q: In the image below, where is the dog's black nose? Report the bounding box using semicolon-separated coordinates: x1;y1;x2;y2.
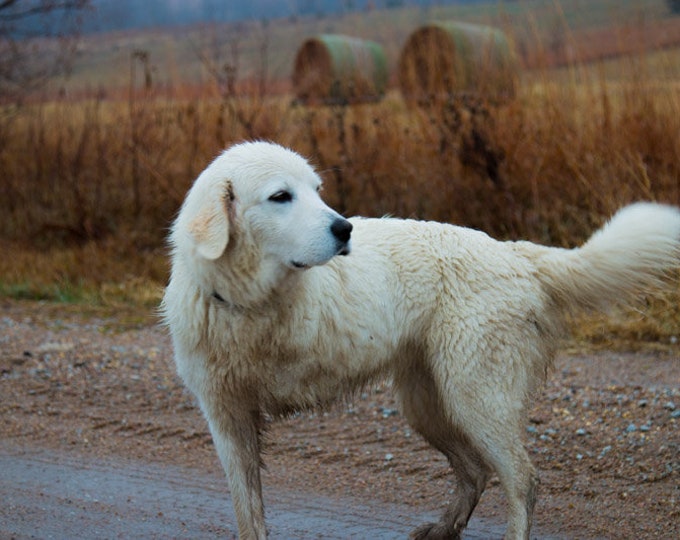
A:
331;218;352;243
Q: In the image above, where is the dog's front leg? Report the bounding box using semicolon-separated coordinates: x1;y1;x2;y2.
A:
206;404;267;540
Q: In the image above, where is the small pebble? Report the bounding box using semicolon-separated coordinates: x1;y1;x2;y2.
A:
381;407;399;418
598;445;612;459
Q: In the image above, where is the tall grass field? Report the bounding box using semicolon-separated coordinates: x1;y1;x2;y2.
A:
1;0;679;347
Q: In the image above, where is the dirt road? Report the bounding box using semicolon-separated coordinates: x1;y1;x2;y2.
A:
1;300;678;538
1;444;520;539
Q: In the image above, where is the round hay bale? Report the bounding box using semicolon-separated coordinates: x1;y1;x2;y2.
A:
293;34;388;105
398;21;518;104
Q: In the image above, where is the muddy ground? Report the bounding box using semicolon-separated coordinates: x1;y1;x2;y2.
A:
1;300;678;539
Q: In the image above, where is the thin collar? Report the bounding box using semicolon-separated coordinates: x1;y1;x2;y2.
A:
210;290;244;311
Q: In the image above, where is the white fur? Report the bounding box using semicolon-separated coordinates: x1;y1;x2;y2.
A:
162;141;680;540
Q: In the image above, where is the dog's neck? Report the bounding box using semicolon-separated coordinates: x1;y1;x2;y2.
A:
209;267;303;313
209;288;246;312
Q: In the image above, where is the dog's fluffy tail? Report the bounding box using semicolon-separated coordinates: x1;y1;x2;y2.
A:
536;202;680;311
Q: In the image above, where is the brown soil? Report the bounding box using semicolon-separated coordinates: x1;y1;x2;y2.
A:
1;299;678;539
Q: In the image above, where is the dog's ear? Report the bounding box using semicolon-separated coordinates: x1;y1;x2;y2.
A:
188;182;233;260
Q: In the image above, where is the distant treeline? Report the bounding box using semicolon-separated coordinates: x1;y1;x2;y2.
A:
83;0;494;33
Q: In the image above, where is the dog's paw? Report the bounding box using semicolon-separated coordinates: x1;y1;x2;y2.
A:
409;522;461;540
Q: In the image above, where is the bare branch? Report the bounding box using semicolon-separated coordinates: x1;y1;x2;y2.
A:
0;1;89;22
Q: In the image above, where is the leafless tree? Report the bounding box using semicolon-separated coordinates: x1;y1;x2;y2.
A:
0;0;91;103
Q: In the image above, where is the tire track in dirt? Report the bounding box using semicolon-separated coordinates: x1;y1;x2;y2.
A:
0;444;533;539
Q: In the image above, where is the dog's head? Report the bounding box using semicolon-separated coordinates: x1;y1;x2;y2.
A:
172;141;352;290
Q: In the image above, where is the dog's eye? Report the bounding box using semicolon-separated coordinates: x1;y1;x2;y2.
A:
269;190;293;203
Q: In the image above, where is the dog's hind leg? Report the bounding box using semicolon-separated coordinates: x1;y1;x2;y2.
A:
395;367;491;540
436;375;539;540
467;422;539;540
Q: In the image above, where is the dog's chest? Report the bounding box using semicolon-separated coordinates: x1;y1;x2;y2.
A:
248;316;398;413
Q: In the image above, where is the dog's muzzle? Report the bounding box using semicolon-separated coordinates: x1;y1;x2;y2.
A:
331;218;352;255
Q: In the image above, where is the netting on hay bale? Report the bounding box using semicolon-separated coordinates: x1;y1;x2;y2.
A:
398;21;518;104
293;34;388;105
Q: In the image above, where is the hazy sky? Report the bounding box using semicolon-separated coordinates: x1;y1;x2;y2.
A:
85;1;472;33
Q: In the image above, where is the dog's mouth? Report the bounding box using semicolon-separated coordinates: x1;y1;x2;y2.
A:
290;244;350;270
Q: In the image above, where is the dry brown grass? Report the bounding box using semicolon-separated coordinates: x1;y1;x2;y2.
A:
2;75;678;252
1;14;679;346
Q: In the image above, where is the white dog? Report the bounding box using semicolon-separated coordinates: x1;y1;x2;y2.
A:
162;141;680;539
